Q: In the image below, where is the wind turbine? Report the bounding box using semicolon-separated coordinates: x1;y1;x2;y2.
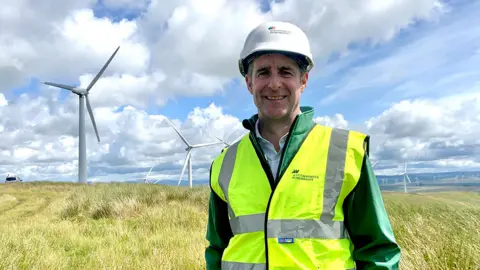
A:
41;46;120;183
144;165;155;184
129;165;156;183
164;118;224;188
401;162;412;193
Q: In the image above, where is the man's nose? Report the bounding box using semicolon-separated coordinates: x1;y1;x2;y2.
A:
268;74;282;90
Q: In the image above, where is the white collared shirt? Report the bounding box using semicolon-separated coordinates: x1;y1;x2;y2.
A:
255;119;289;180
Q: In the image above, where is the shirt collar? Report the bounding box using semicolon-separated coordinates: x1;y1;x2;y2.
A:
255;119;289;146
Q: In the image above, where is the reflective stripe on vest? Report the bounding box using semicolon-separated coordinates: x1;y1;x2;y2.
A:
210;124;367;269
221;262;356;270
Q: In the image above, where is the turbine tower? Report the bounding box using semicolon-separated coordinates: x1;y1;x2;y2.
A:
165;118;224;188
41;46;120;183
401;162;412;193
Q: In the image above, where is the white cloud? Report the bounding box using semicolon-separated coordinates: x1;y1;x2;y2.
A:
0;94;8;107
269;0;444;61
314;114;349;129
366;92;480;174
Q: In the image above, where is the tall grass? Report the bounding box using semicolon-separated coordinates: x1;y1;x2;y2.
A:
384;192;480;270
0;182;209;269
0;182;479;269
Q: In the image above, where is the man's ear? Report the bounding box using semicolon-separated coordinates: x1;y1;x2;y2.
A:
300;72;308;93
245;75;253;95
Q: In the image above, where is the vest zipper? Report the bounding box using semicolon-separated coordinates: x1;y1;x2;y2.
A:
249;117;298;270
248;133;275;270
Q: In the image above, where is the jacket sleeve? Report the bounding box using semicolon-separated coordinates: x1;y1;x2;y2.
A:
205;164;234;270
343;155;401;269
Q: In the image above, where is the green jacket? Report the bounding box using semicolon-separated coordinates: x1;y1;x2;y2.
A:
205;106;401;269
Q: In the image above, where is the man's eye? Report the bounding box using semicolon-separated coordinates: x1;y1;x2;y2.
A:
257;71;267;76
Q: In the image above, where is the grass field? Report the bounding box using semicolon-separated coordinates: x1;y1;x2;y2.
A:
0;182;479;269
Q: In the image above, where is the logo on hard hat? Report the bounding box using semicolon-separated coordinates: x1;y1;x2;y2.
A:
267;26;291;35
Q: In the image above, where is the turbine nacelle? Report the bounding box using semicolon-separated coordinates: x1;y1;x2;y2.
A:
72;88;88;95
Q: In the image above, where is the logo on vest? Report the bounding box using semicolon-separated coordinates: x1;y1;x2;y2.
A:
291;169;319;181
278;238;294;244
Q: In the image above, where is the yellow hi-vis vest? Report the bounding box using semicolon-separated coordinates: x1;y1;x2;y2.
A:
210;124;368;270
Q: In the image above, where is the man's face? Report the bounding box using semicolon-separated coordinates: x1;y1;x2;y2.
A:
245;53;308;121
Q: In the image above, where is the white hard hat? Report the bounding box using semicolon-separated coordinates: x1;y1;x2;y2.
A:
238;21;314;77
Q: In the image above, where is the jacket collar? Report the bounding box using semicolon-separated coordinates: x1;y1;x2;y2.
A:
242;106;316;136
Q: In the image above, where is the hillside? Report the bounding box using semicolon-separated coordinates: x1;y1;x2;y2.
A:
0;182;479;269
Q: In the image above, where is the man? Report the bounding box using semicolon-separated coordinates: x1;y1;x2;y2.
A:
205;21;401;269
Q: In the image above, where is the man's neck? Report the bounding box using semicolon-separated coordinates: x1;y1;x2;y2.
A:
257;112;299;151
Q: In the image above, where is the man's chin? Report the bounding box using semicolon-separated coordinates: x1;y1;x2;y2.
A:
262;111;289;120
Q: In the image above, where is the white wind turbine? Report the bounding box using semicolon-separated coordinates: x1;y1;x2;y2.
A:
130;165;156;183
41;46;120;183
165;118;224;188
401;162;412;193
143;165;155;184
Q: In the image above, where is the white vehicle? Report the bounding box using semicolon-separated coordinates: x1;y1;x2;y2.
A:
5;174;22;183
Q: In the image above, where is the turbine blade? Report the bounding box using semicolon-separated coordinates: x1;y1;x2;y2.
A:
371;161;378;168
146;165;155;178
230;132;247;145
215;136;230;146
164;117;190;146
144;166;155;183
178;150;192;185
42;81;76;91
85;95;100;142
86;46;120;92
406;174;412;183
191;142;224;148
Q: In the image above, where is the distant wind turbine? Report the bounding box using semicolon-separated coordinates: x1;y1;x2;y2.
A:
41;46;120;183
144;165;155;184
165;118;224;188
401;162;412;193
132;165;155;184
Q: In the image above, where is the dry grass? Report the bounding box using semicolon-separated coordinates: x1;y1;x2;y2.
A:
384;191;480;270
0;182;479;269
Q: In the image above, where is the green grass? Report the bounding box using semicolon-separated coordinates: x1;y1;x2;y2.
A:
0;182;479;269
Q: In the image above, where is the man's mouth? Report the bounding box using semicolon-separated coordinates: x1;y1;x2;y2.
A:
265;96;286;100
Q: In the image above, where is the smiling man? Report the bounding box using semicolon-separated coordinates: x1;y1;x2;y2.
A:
205;21;401;270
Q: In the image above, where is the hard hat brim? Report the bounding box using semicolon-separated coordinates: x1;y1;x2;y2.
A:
238;43;314;77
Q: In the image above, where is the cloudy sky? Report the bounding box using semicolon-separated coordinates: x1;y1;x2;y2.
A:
1;0;479;183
